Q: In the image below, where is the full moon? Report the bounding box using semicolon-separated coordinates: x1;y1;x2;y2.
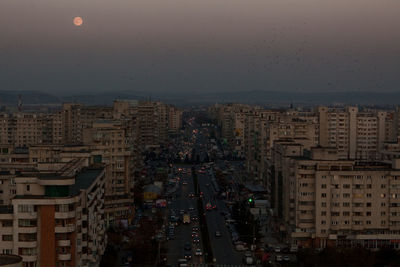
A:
73;17;83;26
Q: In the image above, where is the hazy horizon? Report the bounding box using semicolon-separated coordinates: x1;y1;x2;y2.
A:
1;0;399;94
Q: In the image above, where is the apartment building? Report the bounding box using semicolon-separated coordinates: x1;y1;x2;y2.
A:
318;106;388;160
0;162;106;267
168;106;183;135
0;113;62;147
83;120;135;227
274;146;400;250
62;103;114;145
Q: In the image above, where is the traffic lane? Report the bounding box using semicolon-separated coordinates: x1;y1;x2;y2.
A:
166;170;191;265
167;167;203;265
166;182;185;265
198;173;243;265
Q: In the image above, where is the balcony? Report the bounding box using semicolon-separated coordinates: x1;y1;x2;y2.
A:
58;253;71;261
352;191;364;198
298;205;315;211
22;255;37;262
298;196;314;202
299;214;314;220
1;227;13;235
18;241;37;248
328;234;338;240
55;224;75;233
291;231;311;238
55;211;75;219
18;227;37;234
18;212;37;219
57;240;71;247
352;224;364;231
353;206;364;212
298;222;314;229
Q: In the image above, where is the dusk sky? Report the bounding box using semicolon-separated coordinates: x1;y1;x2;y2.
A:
0;0;399;95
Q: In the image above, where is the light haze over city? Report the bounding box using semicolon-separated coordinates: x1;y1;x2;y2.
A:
1;0;399;95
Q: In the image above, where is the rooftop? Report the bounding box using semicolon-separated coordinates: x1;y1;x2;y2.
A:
69;167;104;195
0;254;22;265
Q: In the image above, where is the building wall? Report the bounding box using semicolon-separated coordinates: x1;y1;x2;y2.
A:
39;205;55;267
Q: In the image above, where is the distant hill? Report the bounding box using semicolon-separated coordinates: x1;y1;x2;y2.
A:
1;89;399;106
0;90;60;105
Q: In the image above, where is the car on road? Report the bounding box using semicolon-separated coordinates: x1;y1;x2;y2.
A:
184;252;192;260
195;248;202;256
225;219;236;224
183;213;191;224
184;242;191;251
244;251;252;257
235;244;247;251
215;231;221;237
283;255;290;262
191;231;198;237
244;256;254;265
193;237;200;243
290;245;298;253
276;255;283;262
189;206;195;211
177;258;188;267
274;246;281;253
188;192;195;197
192;226;199;231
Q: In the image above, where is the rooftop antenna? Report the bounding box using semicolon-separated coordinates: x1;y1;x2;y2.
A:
18;94;22;112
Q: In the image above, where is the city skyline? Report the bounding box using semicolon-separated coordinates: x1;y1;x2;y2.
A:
1;0;400;94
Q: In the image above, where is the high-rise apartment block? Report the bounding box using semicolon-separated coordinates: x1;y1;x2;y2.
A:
271;145;400;249
0;160;106;267
211;104;400;249
0;100;182;265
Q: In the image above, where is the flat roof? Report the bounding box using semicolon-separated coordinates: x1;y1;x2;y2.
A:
69;167;104;195
14;167;104;199
0;254;22;265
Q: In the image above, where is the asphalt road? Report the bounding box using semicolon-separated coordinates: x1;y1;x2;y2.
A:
166;166;205;266
197;170;244;265
193;128;244;265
